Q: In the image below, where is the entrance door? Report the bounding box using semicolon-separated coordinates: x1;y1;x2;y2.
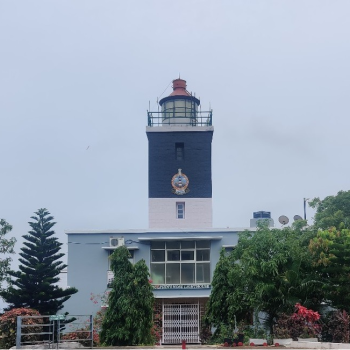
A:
162;303;200;344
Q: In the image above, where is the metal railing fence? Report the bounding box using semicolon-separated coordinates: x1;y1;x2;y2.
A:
147;110;212;127
16;314;93;349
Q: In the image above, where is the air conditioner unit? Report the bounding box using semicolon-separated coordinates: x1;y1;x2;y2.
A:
109;237;124;247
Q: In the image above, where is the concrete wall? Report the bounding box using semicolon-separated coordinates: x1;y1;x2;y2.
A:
149;198;212;228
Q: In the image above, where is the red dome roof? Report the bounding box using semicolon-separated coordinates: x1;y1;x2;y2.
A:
169;79;191;97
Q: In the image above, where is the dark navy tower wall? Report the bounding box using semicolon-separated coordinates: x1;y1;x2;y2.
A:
147;130;213;198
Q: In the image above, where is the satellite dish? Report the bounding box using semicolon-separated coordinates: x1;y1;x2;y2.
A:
294;215;303;221
278;215;289;225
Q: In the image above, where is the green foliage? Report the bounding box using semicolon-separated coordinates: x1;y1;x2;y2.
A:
309;227;350;311
0;209;77;315
100;246;154;346
310;190;350;230
209;323;234;344
0;308;42;349
205;249;235;327
211;223;322;335
0;219;16;289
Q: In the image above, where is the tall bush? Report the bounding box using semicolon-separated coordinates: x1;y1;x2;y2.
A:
100;246;154;346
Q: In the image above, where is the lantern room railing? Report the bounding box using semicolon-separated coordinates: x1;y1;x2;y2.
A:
147;109;213;127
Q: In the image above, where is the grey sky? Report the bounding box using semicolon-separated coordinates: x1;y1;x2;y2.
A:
1;1;350;264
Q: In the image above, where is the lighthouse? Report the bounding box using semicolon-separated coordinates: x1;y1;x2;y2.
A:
147;79;214;229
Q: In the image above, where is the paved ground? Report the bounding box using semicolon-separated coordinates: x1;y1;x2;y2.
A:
10;342;350;350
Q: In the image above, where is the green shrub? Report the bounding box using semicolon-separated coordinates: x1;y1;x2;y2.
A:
0;308;42;349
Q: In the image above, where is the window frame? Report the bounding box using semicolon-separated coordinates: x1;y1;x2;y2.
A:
150;241;210;285
176;202;185;219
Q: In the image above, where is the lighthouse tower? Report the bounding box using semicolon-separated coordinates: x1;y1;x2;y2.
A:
146;79;214;229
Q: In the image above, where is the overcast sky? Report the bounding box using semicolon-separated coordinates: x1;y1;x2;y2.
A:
1;1;350;264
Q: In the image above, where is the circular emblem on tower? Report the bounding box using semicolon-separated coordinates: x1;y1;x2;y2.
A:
171;169;190;195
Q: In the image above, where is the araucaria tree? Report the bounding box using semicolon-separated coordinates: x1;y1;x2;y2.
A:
100;246;154;346
0;219;16;289
0;209;77;314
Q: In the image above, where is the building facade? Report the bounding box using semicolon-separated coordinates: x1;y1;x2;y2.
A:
65;79;258;344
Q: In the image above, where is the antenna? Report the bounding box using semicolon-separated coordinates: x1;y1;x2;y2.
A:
278;215;289;225
293;215;303;221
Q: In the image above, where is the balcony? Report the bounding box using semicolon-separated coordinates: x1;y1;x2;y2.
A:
147;110;212;127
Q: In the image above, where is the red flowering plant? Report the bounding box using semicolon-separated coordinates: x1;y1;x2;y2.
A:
290;303;321;339
151;307;162;344
274;303;321;341
0;308;43;349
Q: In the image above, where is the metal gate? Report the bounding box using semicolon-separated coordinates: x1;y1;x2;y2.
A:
16;315;93;349
162;303;200;344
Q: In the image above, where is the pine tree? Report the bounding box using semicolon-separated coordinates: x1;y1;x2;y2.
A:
0;208;77;315
100;246;154;346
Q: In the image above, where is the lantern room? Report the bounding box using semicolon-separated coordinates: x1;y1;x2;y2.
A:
147;78;212;127
159;79;200;126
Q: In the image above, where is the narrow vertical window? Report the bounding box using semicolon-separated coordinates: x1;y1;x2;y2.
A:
176;202;185;219
175;143;184;160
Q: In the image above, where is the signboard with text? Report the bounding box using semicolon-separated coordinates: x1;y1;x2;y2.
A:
153;284;211;289
49;315;66;321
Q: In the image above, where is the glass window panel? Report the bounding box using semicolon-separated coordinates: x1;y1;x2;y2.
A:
181;251;194;261
196;250;210;261
166;264;180;284
151;241;165;249
167;250;180;261
196;240;210;248
152;250;165;262
175;99;186;108
181;264;195;284
196;263;210;283
167;241;180;249
181;241;195;249
176;203;185;219
151;264;165;284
